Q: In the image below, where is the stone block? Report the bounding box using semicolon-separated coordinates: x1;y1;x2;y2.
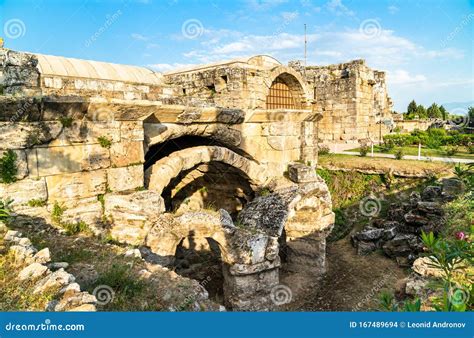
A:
288;163;317;183
110;141;144;167
0;178;47;207
107;165;144;192
31;144;110;176
46;170;107;201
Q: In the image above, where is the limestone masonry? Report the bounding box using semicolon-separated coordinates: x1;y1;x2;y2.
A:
0;47;394;310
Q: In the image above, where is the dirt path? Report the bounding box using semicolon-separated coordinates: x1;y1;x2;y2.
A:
287;238;408;311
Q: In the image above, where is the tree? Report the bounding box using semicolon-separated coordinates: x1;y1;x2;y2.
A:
427;103;442;119
468;106;474;128
416;104;427;119
439;105;448;120
407;100;417;115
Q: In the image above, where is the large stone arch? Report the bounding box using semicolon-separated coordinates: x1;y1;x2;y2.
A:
144;123;243;153
145;145;268;196
265;66;312;109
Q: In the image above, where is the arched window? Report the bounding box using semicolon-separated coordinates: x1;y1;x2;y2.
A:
265;76;302;109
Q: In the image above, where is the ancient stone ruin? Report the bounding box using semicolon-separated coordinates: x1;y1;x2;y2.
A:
0;47;393;310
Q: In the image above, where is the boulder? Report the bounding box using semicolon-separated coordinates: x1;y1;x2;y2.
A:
382;234;420;258
68;263;98;288
18;262;50;281
412;256;445;278
355;240;376;255
441;178;463;201
421;186;442;201
353;227;384;241
32;248;51;264
33;268;75;294
416;201;444;215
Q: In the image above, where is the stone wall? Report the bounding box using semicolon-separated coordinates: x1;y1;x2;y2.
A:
290;59;393;147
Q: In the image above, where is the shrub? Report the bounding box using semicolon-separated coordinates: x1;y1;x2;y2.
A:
444;146;458;157
359;145;369;157
51;202;66;225
468;143;474;154
318;145;330;155
97;136;112;149
62;221;90;236
0;150;18;184
380;140;395;152
394;149;404;160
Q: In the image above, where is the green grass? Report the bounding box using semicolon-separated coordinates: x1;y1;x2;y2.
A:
88;263;146;311
348;145;474;159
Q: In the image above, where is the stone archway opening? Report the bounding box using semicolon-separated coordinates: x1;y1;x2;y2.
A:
265;73;307;110
173;233;225;305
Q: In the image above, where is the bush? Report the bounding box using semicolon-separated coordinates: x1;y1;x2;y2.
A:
359;145;369;157
59;116;73;128
394;149;404;160
444;146;458;157
0;150;18;184
380;140;395;152
319;145;330;155
468;143;474;154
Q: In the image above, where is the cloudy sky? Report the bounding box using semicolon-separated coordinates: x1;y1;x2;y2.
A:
1;0;472;112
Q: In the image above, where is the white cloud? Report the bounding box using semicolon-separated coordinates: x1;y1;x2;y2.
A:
388;5;399;14
148;62;197;72
326;0;355;17
245;0;288;11
387;70;427;85
131;33;149;41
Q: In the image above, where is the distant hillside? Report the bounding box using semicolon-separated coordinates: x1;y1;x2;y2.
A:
441;101;474;114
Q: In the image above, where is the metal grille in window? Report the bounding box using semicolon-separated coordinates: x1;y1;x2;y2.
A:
266;79;300;109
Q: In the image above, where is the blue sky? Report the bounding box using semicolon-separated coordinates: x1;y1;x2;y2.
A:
0;0;472;112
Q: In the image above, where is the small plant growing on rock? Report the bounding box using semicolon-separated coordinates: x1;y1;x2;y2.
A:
97;136;112;149
0;150;18;184
62;221;90;235
59;116;73;128
27;199;47;207
0;199;13;223
51;201;66;224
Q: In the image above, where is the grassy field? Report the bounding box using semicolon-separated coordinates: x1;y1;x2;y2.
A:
347;145;474;160
318;153;455;178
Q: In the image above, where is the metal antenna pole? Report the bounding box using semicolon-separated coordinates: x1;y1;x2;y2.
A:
304;24;307;68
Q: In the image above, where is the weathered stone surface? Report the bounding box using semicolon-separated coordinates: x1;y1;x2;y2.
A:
110;141;144;167
0;178;47;207
353;227;384;241
237;193;289;237
46;170;107;201
441;178;463;200
55;291;97;311
382;234;421;258
32;248;51;264
421;186;442;201
107;165;143;192
288;163;317;183
18;262;49;281
105;190;164;244
34;268;75;294
412;256;445;278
